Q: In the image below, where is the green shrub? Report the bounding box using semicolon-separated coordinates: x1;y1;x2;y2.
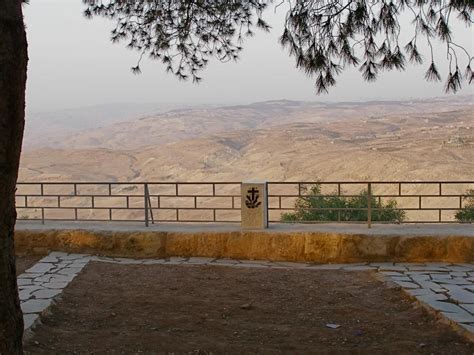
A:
281;184;405;223
455;189;474;223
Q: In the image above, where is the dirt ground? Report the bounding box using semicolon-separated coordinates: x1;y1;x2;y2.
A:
24;262;473;354
16;255;43;275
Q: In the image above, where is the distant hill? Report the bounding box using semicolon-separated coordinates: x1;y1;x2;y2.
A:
20;96;474;182
24;102;197;149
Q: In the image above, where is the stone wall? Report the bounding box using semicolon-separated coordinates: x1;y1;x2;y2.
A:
15;229;474;263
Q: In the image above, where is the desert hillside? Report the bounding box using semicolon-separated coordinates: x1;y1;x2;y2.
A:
19;96;474;182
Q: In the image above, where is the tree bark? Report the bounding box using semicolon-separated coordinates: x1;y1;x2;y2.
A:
0;1;28;354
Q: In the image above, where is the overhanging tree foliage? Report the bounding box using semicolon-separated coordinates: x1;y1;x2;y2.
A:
0;1;472;353
83;0;473;93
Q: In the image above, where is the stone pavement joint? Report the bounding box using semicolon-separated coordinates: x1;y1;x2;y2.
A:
19;253;90;331
17;252;474;342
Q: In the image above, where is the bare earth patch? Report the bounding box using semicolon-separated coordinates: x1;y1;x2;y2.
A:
15;255;43;276
24;262;473;354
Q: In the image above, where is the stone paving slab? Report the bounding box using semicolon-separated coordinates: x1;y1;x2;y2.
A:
18;253;90;331
17;253;474;342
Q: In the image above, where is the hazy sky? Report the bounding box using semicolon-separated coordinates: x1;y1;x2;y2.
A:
24;0;473;112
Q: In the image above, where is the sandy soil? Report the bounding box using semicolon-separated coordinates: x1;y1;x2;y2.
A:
24;262;474;354
16;255;43;275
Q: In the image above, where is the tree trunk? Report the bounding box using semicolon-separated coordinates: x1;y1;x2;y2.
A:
0;1;28;354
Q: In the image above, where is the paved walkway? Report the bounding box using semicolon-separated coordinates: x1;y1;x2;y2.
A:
16;221;474;237
18;253;474;341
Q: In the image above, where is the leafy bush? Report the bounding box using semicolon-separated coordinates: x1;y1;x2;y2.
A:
281;184;405;223
455;189;474;223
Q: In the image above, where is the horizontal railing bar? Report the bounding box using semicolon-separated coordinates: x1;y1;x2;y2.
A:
17;218;240;223
17;181;474;185
17;180;474;186
274;220;462;224
18;194;471;199
18;207;241;211
153;220;239;223
152;195;241;198
267;181;474;184
17;194;242;198
268;194;473;198
268;207;465;211
19;206;465;211
19;207;144;210
16;218;465;224
16;218;144;222
16;181;242;185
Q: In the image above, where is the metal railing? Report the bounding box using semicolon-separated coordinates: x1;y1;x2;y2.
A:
16;182;242;225
15;181;473;227
267;181;474;226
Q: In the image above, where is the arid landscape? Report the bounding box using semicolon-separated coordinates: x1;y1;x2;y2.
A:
4;2;474;354
20;96;474;182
